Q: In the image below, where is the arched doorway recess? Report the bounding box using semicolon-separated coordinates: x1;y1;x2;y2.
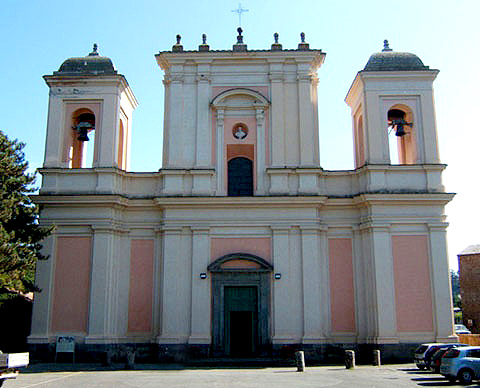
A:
208;253;272;357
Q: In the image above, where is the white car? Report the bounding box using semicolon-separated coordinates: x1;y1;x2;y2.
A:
455;324;472;334
440;346;480;384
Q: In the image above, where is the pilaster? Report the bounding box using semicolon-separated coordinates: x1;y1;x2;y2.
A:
255;107;266;195
215;109;225;195
301;226;326;343
157;227;192;344
166;74;184;167
86;223;126;343
428;223;457;342
95;94;119;168
271;227;294;343
188;227;211;344
28;233;56;343
269;70;285;166
297;70;316;166
195;69;212;167
362;222;398;343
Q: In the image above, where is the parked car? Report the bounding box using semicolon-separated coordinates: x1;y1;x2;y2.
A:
430;344;468;373
455;324;472;334
0;351;29;387
440;346;480;384
414;343;448;370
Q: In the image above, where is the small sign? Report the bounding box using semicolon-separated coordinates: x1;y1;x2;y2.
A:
56;336;75;353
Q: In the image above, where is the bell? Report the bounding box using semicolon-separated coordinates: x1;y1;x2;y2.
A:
394;121;407;137
75;121;93;141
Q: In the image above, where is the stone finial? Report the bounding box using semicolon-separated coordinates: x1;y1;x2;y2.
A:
233;27;247;51
382;39;392;52
298;32;309;50
271;32;282;51
199;33;210;52
89;43;99;56
172;34;183;52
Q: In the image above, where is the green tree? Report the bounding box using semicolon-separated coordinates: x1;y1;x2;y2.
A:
451;270;461;308
0;130;52;298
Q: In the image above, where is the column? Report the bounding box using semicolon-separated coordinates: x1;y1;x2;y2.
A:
195;69;212;167
301;226;325;343
188;227;211;344
270;71;285;166
429;223;457;341
297;68;316;166
365;223;398;343
255;107;266;195
215;109;225;195
86;225;118;343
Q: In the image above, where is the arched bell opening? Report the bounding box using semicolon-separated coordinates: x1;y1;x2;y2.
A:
387;104;416;164
69;109;96;168
208;253;272;358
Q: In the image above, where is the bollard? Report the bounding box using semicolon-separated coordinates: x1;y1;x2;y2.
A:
103;349;113;366
373;349;381;366
345;350;355;369
295;350;305;372
125;349;136;370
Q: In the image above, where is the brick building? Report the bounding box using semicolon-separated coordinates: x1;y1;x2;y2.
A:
458;245;480;334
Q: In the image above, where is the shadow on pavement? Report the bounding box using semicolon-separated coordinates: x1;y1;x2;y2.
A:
22;363;275;374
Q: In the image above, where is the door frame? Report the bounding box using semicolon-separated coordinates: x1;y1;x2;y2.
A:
208;253;273;357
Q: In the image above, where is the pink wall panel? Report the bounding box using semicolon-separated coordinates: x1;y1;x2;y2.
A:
128;239;154;333
51;236;91;333
329;238;356;332
211;237;271;262
392;235;433;332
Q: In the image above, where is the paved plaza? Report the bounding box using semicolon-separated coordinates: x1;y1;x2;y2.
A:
4;363;479;387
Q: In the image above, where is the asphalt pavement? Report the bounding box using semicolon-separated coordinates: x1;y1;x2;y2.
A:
4;363;480;387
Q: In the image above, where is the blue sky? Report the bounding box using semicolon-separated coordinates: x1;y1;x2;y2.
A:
1;0;479;270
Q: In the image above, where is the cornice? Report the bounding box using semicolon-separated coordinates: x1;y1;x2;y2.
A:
154;196;328;209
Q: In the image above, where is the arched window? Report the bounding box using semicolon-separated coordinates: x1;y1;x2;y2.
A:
228;157;253;196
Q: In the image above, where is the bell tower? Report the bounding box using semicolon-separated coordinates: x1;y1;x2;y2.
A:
346;40;441;168
43;44;137;170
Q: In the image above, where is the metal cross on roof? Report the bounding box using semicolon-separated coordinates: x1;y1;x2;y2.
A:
231;3;249;26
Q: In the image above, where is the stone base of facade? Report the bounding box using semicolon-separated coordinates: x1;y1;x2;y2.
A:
29;342;421;365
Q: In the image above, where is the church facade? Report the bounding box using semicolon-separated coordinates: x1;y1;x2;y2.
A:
29;32;456;362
